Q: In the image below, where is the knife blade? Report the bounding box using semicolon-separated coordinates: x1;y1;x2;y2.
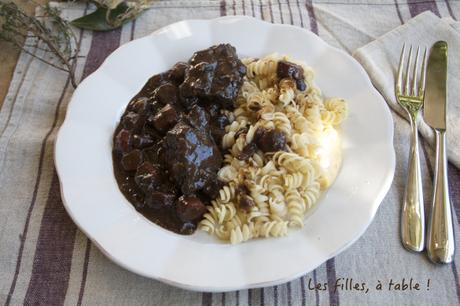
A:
424;41;447;130
425;41;455;264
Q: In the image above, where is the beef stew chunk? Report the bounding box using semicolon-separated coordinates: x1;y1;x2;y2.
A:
163;119;222;195
187;104;210;130
296;79;307;91
276;60;307;91
176;196;207;222
121;149;143;171
132;134;155;149
152;104;179;134
128;96;150;113
153;83;179;106
180;44;246;108
201;174;223;199
254;127;287;153
135;73;169;98
179;62;215;100
112;44;245;235
134;162;163;193
115;129;133;154
236;142;257;161
168;62;190;85
122;112;141;130
145;191;176;210
235;184;254;211
239;194;255;211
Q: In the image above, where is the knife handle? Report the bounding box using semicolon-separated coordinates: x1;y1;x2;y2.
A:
401;116;425;252
427;130;455;264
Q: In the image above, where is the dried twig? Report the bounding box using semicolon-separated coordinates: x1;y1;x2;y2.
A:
0;2;79;87
0;1;156;86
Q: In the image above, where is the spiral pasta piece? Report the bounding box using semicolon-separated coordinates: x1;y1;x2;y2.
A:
322;98;348;126
199;53;347;244
256;221;289;238
230;223;255;244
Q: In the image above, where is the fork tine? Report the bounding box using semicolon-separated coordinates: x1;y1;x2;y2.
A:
419;47;427;97
405;45;413;95
411;46;420;96
396;44;406;95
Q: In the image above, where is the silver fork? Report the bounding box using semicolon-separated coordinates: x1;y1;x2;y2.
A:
396;44;427;252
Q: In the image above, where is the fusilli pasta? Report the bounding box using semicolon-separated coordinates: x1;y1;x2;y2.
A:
199;53;347;244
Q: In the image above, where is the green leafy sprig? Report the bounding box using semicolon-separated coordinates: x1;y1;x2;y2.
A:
71;0;150;31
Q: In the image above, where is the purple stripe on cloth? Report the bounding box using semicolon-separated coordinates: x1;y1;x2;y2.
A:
242;0;246;15
451;261;460;304
202;292;212;306
394;0;404;24
23;173;77;305
248;289;253;305
407;0;440;17
286;282;292;306
77;239;91;306
445;0;457;20
250;0;256;17
5;78;69;306
130;20;136;40
447;161;460;304
326;259;340;306
4;19;87;304
267;0;275;22
259;0;265;20
300;276;306;306
221;0;226;16
286;0;294;25
448;162;460;224
274;286;278;306
236;290;240;306
305;0;318;35
82;29;123;80
295;0;305;27
313;269;319;306
232;0;236;15
260;288;265;306
221;292;226;306
277;0;285;23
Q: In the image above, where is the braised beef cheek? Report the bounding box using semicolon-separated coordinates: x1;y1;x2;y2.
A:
163;114;222;196
112;44;245;235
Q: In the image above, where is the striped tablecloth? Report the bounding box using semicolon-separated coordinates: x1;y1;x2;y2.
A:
1;1;460;305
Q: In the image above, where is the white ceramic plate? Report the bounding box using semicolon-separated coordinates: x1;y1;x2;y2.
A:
55;16;395;292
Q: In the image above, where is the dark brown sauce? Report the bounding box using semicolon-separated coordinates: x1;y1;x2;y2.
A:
112;128;193;234
112;44;246;235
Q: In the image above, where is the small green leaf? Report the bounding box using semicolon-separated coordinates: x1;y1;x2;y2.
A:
70;2;137;31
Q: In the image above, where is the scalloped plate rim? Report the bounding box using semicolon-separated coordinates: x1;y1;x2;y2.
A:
55;16;395;292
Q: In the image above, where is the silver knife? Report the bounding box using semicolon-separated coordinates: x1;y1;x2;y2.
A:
424;41;455;264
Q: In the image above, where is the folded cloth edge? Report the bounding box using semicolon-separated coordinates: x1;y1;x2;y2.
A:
352;11;460;169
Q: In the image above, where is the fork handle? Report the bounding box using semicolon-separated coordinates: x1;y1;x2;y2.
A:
401;116;425;252
426;130;455;264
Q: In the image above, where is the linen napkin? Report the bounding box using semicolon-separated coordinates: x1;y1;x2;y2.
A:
353;11;460;169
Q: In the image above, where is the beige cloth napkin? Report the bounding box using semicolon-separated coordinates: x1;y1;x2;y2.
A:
353;11;460;169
